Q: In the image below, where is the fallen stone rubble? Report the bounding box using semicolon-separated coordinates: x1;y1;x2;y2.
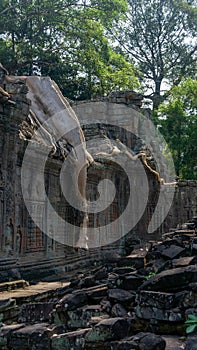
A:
0;217;197;349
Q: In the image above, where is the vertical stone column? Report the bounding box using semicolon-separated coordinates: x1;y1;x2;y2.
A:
0;76;30;257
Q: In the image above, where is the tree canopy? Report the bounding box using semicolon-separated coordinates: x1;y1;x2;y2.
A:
158;78;197;179
0;0;138;99
0;0;196;179
112;0;197;109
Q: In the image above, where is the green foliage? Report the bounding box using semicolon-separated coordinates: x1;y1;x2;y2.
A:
185;314;197;334
145;271;157;280
158;78;197;179
0;0;136;99
113;0;197;109
0;0;195;181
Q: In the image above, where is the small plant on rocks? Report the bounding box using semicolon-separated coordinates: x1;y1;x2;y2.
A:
145;271;157;280
185;315;197;334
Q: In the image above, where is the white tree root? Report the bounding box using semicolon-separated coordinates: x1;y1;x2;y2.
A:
96;138;177;186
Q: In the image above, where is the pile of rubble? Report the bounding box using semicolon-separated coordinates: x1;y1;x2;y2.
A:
0;217;197;350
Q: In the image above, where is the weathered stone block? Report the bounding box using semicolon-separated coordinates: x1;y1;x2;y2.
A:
56;292;88;312
108;288;135;304
117;273;145;290
117;245;151;269
18;302;54;323
111;332;166;350
172;256;197;268
138;290;176;309
134;332;166;350
85;317;130;343
129;315;185;335
8;323;59;350
51;328;91;350
161;245;185;259
0;324;24;349
67;305;104;329
53;285;108;326
140;265;197;292
135;305;183;322
111;303;128;317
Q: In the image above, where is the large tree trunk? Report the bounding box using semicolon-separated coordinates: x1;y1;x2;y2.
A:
153;78;163;110
20;76;93;248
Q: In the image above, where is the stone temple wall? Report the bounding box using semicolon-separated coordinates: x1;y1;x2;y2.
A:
73;100;197;237
0;76;196;282
0;77;69;282
166;180;197;231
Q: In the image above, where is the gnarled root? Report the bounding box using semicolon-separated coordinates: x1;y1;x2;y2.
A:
0;86;11;98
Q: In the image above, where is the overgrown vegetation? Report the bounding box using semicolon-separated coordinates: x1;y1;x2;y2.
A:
185;314;197;334
112;0;197;109
0;0;196;178
145;271;157;280
158;78;197;179
0;0;138;99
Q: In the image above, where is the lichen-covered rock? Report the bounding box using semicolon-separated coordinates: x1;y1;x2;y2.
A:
135;290;185;323
56;292;88;312
0;324;24;349
66;304;105;329
85;317;130;343
18;302;54;323
51;328;91;350
111;332;166;350
8;323;60;350
138;291;177;309
140;265;197;292
136;305;183;322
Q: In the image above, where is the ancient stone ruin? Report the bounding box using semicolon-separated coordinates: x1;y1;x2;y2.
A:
0;65;197;349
